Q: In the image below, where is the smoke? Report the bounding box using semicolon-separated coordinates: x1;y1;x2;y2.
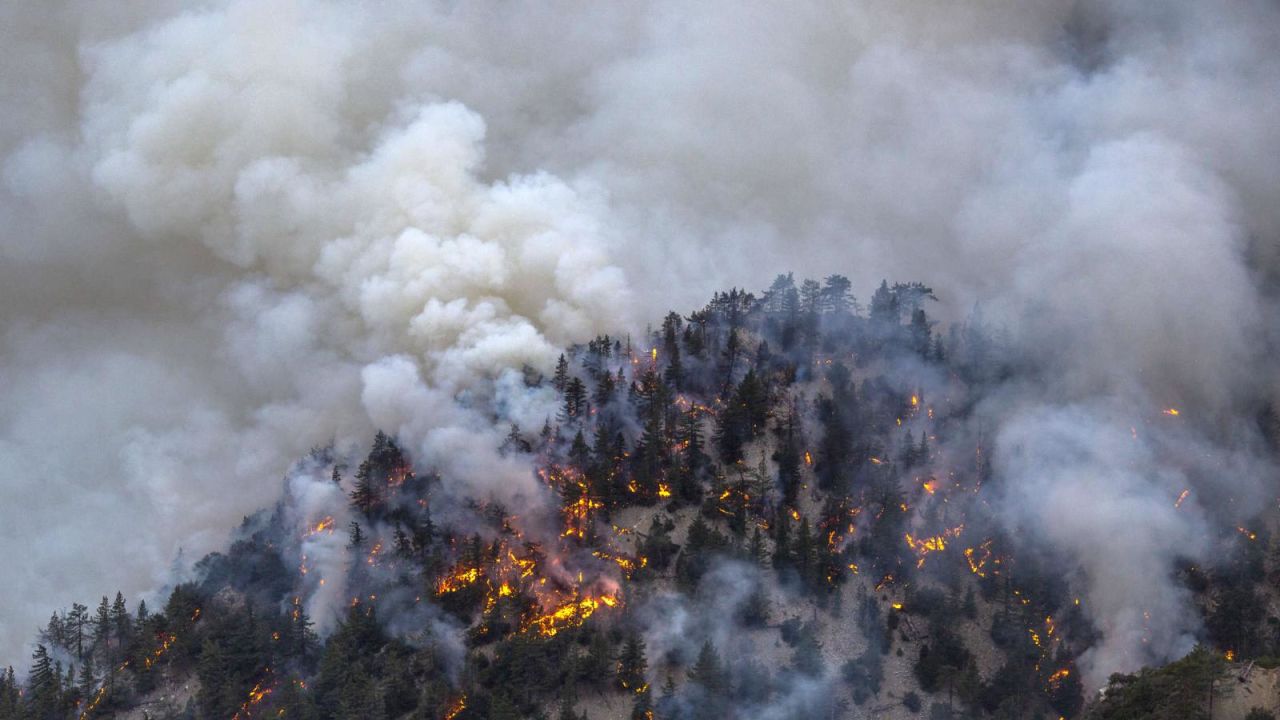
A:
3;0;1279;687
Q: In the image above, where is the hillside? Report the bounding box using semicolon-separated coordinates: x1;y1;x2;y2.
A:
2;275;1277;720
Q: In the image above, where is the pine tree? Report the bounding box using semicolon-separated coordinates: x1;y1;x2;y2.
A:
898;430;917;468
77;657;96;697
349;462;380;516
561;377;588;424
593;369;616;407
719;328;741;397
92;597;111;661
662;312;684;390
67;603;88;662
554;354;570;392
678;410;708;503
26;645;60;720
110;592;131;646
0;666;22;720
616;633;648;692
821;274;855;315
348;521;365;548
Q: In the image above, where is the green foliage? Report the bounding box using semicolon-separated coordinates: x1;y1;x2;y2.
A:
1087;646;1225;720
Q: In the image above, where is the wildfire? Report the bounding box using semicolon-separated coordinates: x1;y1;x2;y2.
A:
562;493;604;539
307;516;335;536
523;593;620;637
922;478;938;495
1047;668;1070;686
142;633;178;669
444;696;467;720
231;678;273;720
657;483;672;498
905;525;964;568
964;541;993;578
593;550;649;579
436;566;482;594
1225;650;1236;662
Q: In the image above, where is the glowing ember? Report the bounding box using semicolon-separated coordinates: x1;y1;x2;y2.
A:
964;540;993;577
523;593;620;637
444;696;467;720
1225;650;1236;662
905;525;963;568
1174;489;1190;508
437;566;482;594
231;678;273;720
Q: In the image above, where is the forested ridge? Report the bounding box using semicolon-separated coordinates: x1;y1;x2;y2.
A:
3;274;1276;720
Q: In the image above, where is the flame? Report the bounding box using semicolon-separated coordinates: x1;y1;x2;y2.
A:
1163;408;1180;416
910;394;919;407
1174;489;1190;508
964;540;993;577
1225;650;1236;662
562;493;604;539
443;696;467;720
657;483;671;498
804;451;813;465
307;516;335;535
905;525;964;568
524;593;621;637
891;602;903;610
870;457;883;465
231;678;273;720
922;478;938;495
1238;527;1258;541
436;566;482;594
651;347;658;362
1047;668;1070;685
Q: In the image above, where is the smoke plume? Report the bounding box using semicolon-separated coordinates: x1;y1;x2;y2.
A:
2;0;1278;687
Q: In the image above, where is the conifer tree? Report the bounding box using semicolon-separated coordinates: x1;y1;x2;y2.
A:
26;644;60;720
554;354;570;392
110;592;131;646
616;633;648;692
349;462;380;516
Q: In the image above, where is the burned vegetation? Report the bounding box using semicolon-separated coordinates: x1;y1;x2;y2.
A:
2;274;1274;720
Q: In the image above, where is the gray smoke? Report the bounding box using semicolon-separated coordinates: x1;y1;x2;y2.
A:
2;0;1278;688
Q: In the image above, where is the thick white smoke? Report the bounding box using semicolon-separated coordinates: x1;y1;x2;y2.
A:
2;0;1278;686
